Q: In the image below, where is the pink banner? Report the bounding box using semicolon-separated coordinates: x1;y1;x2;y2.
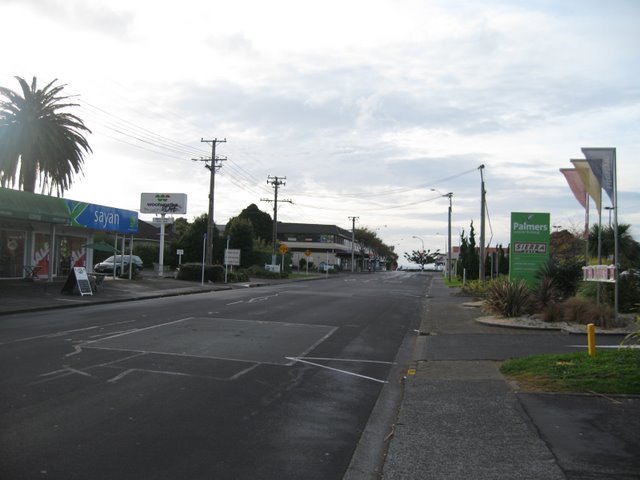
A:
559;168;587;209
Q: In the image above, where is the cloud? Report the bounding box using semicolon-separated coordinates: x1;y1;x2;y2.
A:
5;0;134;37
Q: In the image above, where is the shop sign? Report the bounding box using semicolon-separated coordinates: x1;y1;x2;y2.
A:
509;212;550;288
65;200;138;233
140;193;187;214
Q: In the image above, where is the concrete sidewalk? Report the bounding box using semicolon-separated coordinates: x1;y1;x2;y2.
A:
380;276;640;480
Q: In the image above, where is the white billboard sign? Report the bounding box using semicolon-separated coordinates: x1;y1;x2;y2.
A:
140;193;187;214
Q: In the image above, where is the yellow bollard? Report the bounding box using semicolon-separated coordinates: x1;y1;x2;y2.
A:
587;323;596;357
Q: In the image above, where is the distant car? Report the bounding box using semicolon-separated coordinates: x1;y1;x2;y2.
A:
94;255;144;275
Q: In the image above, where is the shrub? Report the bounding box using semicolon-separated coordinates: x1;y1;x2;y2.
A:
176;263;224;282
531;276;562;311
245;265;289;279
536;259;583;299
576;275;640;314
459;279;489;298
560;297;615;328
483;277;531;317
226;270;250;283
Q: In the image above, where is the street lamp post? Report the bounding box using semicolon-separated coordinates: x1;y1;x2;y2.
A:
432;189;454;282
412;235;425;271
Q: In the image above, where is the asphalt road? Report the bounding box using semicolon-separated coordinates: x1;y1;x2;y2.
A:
0;272;428;480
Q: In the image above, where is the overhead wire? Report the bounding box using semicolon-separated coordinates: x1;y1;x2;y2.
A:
70;96;484;219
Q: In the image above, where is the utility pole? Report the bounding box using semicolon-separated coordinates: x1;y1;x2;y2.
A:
444;193;453;283
479;164;486;282
262;176;291;266
348;216;359;272
195;137;226;264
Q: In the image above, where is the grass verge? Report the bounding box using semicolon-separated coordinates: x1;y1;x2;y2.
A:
500;349;640;394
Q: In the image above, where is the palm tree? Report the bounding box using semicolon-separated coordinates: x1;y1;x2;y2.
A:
588;223;640;269
0;76;91;195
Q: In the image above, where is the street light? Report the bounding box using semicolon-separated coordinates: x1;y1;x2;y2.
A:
412;235;425;271
431;189;453;282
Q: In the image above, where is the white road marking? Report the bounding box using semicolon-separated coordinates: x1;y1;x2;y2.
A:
298;357;394;365
80;317;193;345
2;320;136;345
285;357;388;384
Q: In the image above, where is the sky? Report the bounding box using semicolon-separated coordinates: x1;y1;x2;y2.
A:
2;0;639;265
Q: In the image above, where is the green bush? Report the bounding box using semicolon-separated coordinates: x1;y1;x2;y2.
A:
531;276;562;311
245;265;289;279
557;296;615;328
536;259;583;299
226;270;250;282
459;279;489;298
576;275;640;314
176;263;224;282
482;277;531;317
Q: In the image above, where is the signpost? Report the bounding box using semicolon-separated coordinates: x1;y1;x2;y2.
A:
509;212;550;288
224;248;241;284
279;244;289;274
141;193;187;277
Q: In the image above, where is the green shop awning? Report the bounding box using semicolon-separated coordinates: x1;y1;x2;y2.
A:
0;188;70;224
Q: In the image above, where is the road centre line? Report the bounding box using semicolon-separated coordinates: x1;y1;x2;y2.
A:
285;357;388;384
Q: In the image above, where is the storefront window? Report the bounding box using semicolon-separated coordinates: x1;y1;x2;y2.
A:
0;230;26;278
56;236;86;276
33;233;51;277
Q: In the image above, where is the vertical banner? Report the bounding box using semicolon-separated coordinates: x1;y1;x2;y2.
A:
509;212;550;288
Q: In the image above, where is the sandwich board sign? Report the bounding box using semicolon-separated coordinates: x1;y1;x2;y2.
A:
509;212;550;288
60;267;93;296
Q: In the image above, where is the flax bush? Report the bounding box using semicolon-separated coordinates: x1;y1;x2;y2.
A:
483;277;532;318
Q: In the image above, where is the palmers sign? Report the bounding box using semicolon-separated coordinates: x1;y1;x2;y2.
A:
509;212;550;288
140;193;187;215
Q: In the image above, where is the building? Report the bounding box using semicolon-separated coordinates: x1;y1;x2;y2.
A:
276;222;390;271
0;188;138;280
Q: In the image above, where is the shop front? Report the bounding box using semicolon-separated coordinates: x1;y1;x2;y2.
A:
0;188;138;280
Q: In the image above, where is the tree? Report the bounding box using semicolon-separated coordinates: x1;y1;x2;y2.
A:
588;224;640;269
0;76;92;195
404;249;440;270
172;214;222;264
457;221;479;280
224;217;255;267
237;204;272;244
355;227;398;270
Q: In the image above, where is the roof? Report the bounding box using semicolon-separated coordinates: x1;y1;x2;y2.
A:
277;222;352;238
0;187;70;224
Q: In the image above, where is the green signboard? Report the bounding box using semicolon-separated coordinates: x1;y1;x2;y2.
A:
509;212;550;288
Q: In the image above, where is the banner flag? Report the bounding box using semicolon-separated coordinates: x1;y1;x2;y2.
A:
559;168;587;209
581;148;616;204
571;159;601;213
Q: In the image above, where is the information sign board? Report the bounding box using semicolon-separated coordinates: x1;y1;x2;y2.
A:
140;193;187;214
225;249;241;266
509;212;550;288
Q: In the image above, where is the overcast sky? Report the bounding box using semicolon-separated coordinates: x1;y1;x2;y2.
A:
2;0;639;263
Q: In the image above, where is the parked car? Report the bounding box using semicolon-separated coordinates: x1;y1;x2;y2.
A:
94;255;144;275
